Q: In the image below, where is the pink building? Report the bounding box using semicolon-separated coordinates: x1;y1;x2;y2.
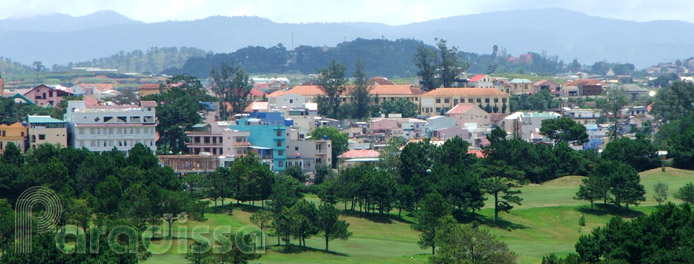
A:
23;84;72;107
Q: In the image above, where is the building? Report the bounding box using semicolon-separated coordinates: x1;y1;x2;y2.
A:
137;83;165;97
562;108;601;125
229;117;287;171
267;84;424;106
64;100;158;153
534;80;561;96
562;79;604;97
27;115;68;149
23;84;73;107
419;88;510;115
620;84;650;100
0;122;27;153
285;130;332;172
446;104;491;129
468;74;494;88
501;112;561;142
337;149;380;169
509;79;535;95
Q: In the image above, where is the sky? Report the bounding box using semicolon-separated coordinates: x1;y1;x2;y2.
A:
0;0;693;25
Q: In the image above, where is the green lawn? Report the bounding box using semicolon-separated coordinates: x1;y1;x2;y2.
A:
143;168;694;264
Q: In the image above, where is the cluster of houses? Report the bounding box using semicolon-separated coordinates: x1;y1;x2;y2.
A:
0;73;656;178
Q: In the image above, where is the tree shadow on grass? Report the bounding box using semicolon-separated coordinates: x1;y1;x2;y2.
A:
575;204;645;218
268;245;349;256
341;210;416;224
456;213;528;230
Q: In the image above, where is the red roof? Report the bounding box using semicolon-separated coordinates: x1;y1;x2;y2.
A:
563;79;603;86
368;77;396;85
140;101;158;107
422;88;509;97
338;149;381;159
250;88;265;97
446;104;476;115
467;149;486;158
469;74;487;82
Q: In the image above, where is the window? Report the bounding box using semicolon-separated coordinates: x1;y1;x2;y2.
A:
468;98;474;103
476;99;481;103
117;116;127;123
494;98;499;103
436;98;441;103
79;128;84;134
38;134;45;140
453;99;458;105
104;116;113;122
130;116;141;122
276;130;282;136
278;150;284;156
444;98;450;104
289;99;294;104
277;140;283;147
295;146;299;151
485;98;490;103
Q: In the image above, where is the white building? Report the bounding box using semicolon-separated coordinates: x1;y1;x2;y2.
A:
64;100;158;153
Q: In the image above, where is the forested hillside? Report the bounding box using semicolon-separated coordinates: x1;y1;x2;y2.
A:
64;47;208;74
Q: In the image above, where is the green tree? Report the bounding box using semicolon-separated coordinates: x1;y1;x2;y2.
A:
350;59;372;119
250;210;272;249
575;174;609;209
316;59;347;119
653;182;669;205
313;162;334;185
214;236;262;264
316;202;351;251
668;126;694;170
379;98;418;118
652;81;694;121
437;39;466;87
143;75;214;154
283;164;306;183
674;182;694;204
210;63;252;120
1;142;23;166
539;117;589;145
310;126;348;168
414;45;440;91
160;190;190;239
601;135;660;172
479;160;524;222
412;191;452;255
431;217;517;264
184;241;213;264
32;61;44;78
603;87;629;140
291;199;319;247
0;200;13;254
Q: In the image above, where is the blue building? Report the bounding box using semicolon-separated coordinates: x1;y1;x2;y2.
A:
229;116;287;171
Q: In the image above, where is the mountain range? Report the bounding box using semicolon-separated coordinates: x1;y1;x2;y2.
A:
1;8;693;69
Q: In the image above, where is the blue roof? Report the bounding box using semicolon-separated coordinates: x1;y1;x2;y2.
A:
27;115;65;123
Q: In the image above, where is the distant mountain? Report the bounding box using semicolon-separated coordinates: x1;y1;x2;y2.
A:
2;8;694;68
0;10;141;32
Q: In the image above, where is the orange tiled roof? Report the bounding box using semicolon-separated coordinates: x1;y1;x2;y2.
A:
250;88;266;97
421;88;509;97
469;74;487;82
267;85;325;97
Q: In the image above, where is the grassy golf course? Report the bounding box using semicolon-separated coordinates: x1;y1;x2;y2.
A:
143;167;694;264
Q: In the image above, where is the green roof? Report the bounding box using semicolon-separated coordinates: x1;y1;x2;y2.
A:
27;115;65;124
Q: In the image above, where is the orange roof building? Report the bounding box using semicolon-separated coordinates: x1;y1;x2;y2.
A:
420;88;510;115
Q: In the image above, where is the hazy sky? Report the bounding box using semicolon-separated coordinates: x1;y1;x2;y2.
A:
0;0;692;25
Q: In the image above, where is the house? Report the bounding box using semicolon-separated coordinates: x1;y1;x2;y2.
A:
370;85;424;104
285;129;332;173
425;116;456;137
337;149;380;169
137;83;164;97
268;93;307;109
468;74;494;88
23;84;73;107
620;84;650;100
446;104;491;129
509;79;535;95
501;112;561;142
266;84;424;105
562;79;604;97
64;100;158;153
229;116;287;171
562;108;601;125
0;122;27;153
431;127;469;141
419;88;510;115
534;80;561;96
27;115;68;149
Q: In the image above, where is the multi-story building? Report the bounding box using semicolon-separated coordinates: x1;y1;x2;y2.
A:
23;84;73;107
562;108;601;125
534;80;562;96
267;84;424;105
562;79;604;97
27;115;68;149
501;112;561;142
0;122;27;153
446;104;491;129
285;129;332;172
419;88;510;115
468;74;494;88
64;100;158;153
229;117;287;171
509;79;536;95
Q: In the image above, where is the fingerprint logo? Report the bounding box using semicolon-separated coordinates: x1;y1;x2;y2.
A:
15;186;63;253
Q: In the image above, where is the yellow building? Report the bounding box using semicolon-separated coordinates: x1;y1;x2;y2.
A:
0;121;27;153
419;88;511;115
27;115;68;149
